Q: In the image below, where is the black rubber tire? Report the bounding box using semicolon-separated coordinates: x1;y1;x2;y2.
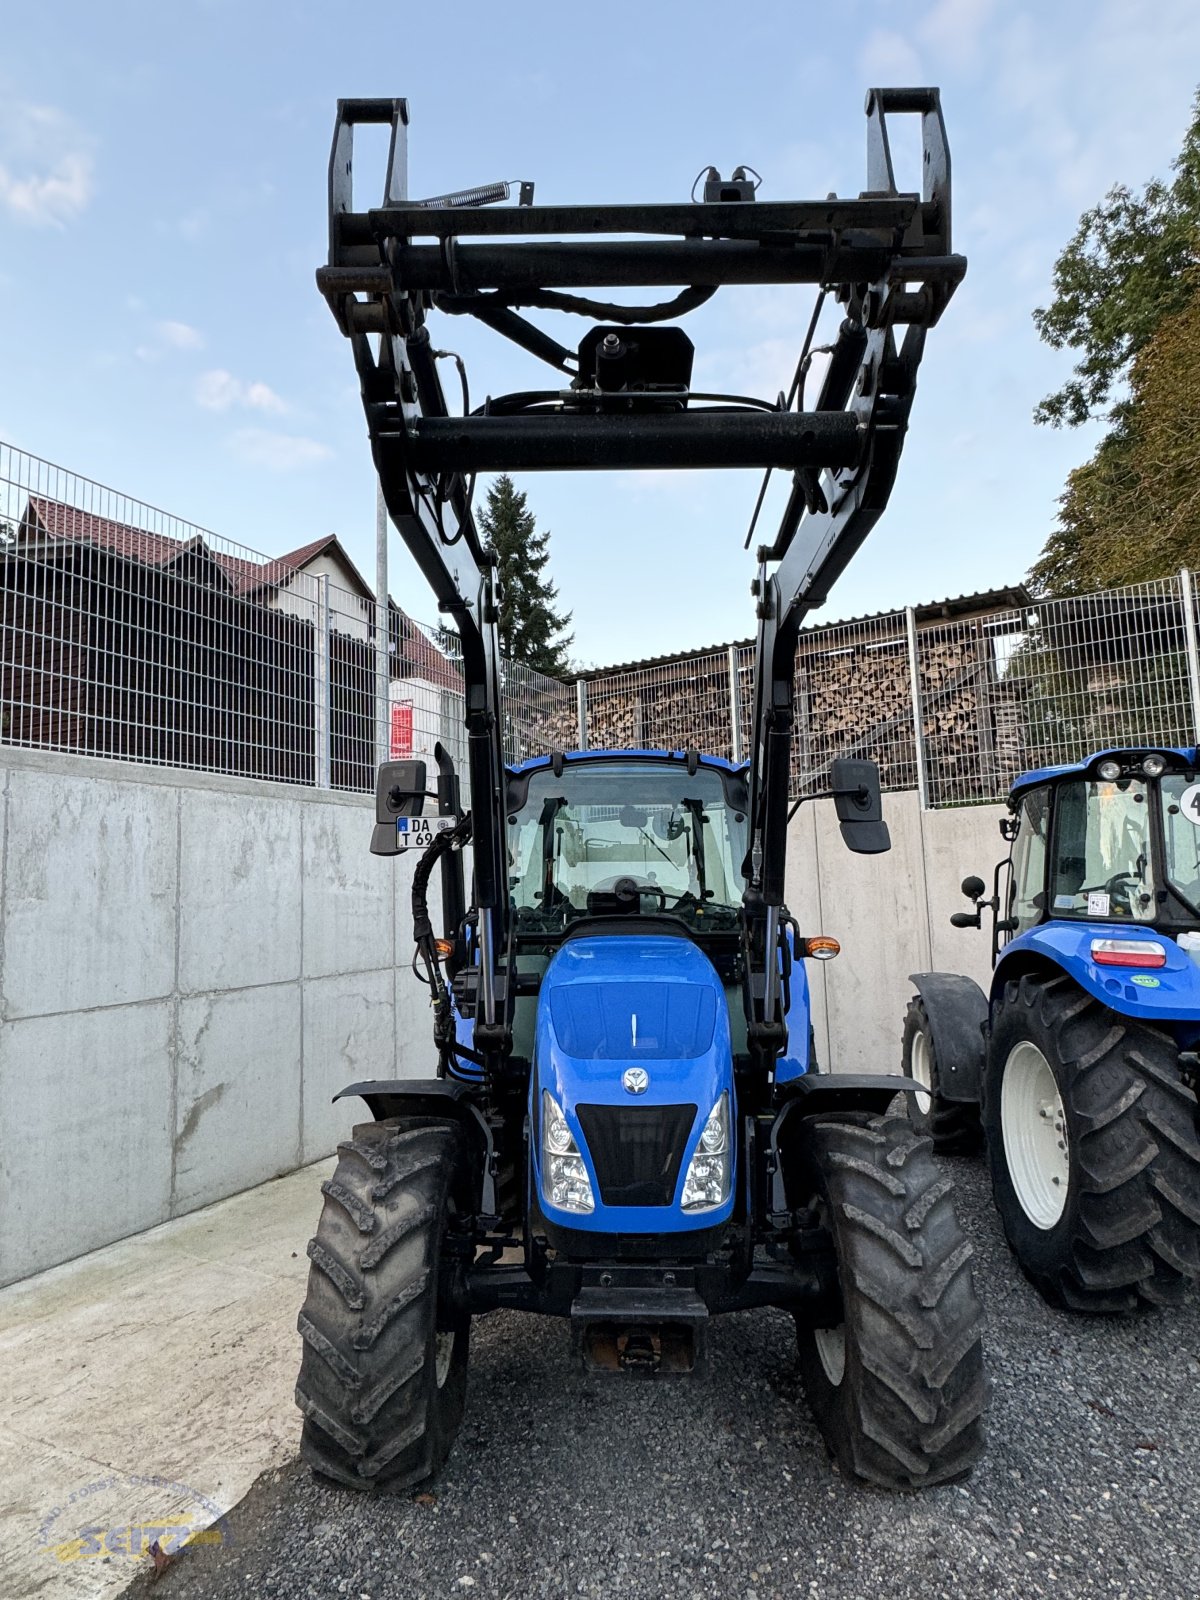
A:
901;996;983;1154
295;1118;470;1492
984;973;1200;1312
794;1111;987;1490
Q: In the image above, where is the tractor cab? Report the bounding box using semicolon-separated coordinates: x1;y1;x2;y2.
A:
957;748;1200;956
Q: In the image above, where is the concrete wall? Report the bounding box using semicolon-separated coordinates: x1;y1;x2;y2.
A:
786;791;1004;1075
0;748;436;1285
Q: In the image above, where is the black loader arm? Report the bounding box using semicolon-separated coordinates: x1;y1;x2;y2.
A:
317;89;964;1082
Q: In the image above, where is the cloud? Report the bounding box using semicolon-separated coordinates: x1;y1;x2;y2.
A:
158;320;204;351
196;369;287;414
859;29;923;83
0;103;93;226
229;429;333;470
136;319;206;362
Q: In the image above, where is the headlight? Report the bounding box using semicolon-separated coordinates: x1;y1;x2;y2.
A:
681;1093;731;1211
1141;753;1167;778
541;1092;594;1213
1096;758;1122;782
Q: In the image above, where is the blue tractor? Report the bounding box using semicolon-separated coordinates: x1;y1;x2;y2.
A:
296;92;985;1494
905;747;1200;1312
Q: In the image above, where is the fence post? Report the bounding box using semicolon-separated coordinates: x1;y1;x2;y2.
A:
315;574;332;789
576;678;589;751
727;644;743;763
1180;569;1200;744
905;605;929;809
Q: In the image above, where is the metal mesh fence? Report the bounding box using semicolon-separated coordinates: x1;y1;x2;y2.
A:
5;439;1200;808
919;578;1200;806
0;442;574;788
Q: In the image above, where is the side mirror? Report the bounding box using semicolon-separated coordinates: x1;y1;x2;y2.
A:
371;759;428;856
830;758;890;855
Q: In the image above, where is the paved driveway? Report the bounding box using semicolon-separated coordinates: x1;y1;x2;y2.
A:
118;1157;1200;1600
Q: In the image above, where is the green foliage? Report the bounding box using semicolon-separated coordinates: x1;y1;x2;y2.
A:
478;475;573;679
1034;91;1200;429
1031;90;1200;593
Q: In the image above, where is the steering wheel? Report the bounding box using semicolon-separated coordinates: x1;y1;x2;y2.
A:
610;875;667;911
1076;871;1138;911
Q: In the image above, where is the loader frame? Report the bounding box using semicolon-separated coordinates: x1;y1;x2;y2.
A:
317;89;965;1088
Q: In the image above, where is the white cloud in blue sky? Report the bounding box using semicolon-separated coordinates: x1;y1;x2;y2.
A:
2;0;1200;664
0;102;93;227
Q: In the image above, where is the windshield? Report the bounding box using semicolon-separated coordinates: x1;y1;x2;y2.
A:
1049;779;1156;923
507;760;746;924
1158;774;1200;916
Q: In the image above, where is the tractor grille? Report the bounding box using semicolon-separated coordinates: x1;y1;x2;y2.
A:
576;1103;696;1207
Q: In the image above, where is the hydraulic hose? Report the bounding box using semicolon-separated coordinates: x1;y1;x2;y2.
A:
410;811;475;1077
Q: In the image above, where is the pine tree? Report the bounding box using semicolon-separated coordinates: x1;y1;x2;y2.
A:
478;475;573;678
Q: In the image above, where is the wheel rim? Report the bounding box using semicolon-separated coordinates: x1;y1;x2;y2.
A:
434;1330;456;1389
813;1324;846;1387
910;1025;933;1116
1000;1039;1069;1229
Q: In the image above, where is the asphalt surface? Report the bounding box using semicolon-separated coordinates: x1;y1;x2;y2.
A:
122;1158;1200;1600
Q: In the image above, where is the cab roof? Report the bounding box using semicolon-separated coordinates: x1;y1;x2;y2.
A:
1010;746;1198;804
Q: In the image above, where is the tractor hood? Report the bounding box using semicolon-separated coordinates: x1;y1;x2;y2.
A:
533;932;735;1231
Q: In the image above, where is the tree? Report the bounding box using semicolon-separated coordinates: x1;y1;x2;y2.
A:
478;474;573;678
1033;91;1200;430
1030;265;1200;594
1029;90;1200;593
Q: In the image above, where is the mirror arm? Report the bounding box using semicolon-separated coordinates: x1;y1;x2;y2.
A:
787;781;869;823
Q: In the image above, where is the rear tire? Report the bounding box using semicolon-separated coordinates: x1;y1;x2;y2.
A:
295;1119;470;1492
794;1112;987;1490
901;996;983;1154
985;973;1200;1312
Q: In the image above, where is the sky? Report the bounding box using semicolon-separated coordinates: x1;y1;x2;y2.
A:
2;0;1200;668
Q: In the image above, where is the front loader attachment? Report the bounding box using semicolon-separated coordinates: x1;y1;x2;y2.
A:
317;89;965;1085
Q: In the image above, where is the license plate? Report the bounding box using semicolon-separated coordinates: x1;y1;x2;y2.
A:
395;815;458;850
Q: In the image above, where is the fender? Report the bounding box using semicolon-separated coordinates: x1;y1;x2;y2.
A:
766;1073;921;1213
334;1078;498;1215
908;971;988;1104
993;923;1200;1027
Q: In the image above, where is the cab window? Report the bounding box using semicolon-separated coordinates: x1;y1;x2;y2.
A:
1049;778;1155;923
1010;786;1050;932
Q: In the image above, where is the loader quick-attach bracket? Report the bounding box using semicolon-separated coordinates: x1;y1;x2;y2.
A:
319;90;963;1081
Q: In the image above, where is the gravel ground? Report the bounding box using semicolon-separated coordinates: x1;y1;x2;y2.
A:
123;1159;1200;1600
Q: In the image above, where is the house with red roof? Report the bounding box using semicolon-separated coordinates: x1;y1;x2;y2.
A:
4;497;461;785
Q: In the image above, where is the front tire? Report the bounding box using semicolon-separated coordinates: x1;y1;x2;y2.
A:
985;973;1200;1312
295;1119;470;1492
794;1112;987;1490
901;996;983;1154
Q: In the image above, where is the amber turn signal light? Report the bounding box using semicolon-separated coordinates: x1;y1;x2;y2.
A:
435;938;455;959
803;935;840;961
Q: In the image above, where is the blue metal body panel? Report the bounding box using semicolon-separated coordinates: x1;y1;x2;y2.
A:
994;921;1200;1043
776;927;813;1082
1009;746;1197;804
531;934;736;1234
